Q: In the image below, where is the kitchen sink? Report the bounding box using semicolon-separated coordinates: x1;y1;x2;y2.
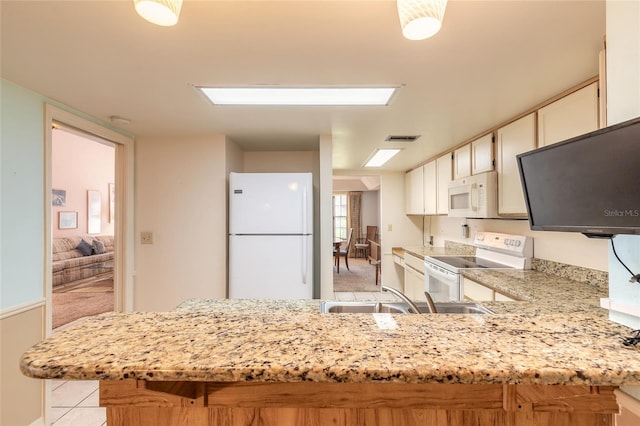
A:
319;301;494;314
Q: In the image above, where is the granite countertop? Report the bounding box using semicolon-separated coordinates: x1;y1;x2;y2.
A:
461;269;608;316
19;306;640;386
21;291;640;386
19;240;640;387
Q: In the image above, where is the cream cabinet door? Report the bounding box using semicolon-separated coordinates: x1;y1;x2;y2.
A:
494;291;517;302
423;160;437;215
496;113;536;216
404;265;424;300
436;153;452;215
405;167;424;215
537;82;599;147
471;133;494;175
453;145;471;179
463;277;494;301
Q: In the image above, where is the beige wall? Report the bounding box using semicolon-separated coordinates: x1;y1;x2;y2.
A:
0;304;44;426
134;135;228;311
243;151;318;173
52;128;115;238
380;172;424;289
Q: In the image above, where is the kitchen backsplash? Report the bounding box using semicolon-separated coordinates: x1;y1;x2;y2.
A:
531;258;608;289
443;240;475;255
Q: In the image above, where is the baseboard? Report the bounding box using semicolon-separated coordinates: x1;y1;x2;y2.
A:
29;416;45;426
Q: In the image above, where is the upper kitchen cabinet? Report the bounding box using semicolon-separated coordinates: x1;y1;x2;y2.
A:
405;154;450;216
537;82;599;147
496;113;536;216
436;153;452;215
453;134;494;179
471;133;494;175
405;166;424;215
423;160;437;215
453;145;471;179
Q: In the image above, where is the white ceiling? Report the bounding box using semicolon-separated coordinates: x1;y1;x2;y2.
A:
1;0;605;172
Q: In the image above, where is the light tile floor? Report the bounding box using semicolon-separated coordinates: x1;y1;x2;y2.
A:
50;379;105;425
50;291;395;424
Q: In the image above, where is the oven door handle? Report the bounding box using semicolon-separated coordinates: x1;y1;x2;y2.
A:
425;263;457;283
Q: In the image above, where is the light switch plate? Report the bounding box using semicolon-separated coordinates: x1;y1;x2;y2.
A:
140;231;153;244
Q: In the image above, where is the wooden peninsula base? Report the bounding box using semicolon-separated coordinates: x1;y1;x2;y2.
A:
100;380;620;426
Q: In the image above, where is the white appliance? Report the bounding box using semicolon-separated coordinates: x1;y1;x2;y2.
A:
447;171;498;218
229;172;313;299
424;232;532;301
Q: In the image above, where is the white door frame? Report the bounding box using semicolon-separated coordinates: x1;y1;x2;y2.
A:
44;104;135;333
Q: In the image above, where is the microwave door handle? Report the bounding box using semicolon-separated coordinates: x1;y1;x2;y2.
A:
470;183;478;212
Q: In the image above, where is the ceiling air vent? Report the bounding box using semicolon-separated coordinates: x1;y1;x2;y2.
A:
385;135;421;142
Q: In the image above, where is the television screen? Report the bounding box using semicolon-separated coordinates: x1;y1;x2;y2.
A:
517;116;640;238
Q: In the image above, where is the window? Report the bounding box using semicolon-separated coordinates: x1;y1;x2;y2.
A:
333;194;347;240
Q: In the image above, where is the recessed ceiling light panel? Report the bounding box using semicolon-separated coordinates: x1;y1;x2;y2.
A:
364;148;402;168
198;87;397;106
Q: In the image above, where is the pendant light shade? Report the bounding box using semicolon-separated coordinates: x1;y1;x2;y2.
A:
397;0;448;40
134;0;183;26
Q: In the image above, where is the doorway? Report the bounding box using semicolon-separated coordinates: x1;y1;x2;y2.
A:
331;175;381;296
43;104;134;424
51;124;116;330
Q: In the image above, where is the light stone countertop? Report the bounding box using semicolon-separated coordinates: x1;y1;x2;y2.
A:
19;307;640;385
20;268;640;386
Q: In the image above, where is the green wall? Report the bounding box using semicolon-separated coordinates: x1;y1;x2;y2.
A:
1;79;45;310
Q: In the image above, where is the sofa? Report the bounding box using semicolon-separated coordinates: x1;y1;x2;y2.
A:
52;235;114;288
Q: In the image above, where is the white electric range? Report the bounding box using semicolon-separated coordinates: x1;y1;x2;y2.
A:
424;232;533;301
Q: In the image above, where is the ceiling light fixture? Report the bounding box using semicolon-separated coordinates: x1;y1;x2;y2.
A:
397;0;448;40
198;87;397;106
364;149;402;168
134;0;183;26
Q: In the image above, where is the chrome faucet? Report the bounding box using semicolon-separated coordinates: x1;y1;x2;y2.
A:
423;291;438;314
381;285;424;314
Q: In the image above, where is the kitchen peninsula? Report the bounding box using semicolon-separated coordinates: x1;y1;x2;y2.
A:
21;272;640;426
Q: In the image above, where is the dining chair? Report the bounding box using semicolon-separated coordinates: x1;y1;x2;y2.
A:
335;228;354;272
368;240;382;285
355;225;377;259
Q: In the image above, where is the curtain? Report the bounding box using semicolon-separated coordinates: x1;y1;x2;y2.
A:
347;191;362;257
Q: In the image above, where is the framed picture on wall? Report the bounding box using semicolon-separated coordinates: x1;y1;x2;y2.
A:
52;189;66;206
87;190;101;234
59;211;77;229
109;183;115;224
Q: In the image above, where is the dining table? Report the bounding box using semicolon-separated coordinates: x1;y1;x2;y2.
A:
333;239;343;273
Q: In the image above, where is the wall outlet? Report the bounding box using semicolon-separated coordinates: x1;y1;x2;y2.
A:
140;231;153;244
387;224;393;232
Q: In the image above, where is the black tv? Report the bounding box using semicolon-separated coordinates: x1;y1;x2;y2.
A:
517;116;640;239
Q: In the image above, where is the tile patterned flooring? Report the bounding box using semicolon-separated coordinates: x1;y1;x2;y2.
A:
50;380;105;425
50;291;395;425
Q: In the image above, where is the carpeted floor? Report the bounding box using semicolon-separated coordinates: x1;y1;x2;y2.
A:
333;257;381;292
52;279;114;329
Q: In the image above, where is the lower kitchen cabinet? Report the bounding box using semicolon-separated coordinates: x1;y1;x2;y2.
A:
404;254;425;300
463;277;518;302
100;380;620;426
463;277;494;301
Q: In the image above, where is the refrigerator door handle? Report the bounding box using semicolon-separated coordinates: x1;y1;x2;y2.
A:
302;186;308;235
302;237;307;284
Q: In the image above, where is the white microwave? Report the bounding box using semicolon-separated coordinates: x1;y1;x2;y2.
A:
447;171;498;218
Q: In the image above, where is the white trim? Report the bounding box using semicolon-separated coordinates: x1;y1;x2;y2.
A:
600;298;640;317
29;416;45;426
0;299;45;320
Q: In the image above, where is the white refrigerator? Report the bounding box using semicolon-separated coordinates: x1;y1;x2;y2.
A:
228;172;313;299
